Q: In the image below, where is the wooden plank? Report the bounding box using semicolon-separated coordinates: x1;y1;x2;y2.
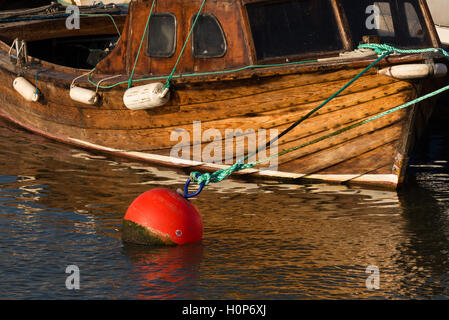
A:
0;73;413;152
278;118;404;174
0;16;126;42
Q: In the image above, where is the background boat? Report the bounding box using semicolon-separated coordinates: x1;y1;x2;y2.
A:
0;1;52;10
0;0;130;11
427;0;449;45
60;0;130;5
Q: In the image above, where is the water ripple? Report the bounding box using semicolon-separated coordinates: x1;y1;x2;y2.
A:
0;117;449;299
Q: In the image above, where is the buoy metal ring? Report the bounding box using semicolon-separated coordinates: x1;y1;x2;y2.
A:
183;178;205;199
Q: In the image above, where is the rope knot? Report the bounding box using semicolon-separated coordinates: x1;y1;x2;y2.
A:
189;159;256;186
190;171;211;185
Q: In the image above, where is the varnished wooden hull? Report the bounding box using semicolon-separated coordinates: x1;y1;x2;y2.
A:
0;38;445;189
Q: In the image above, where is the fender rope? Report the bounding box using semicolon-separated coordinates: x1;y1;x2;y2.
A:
127;0;156;89
164;0;208;90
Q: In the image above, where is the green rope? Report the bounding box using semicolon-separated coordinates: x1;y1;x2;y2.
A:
85;40;449;186
257;83;449;165
54;0;123;36
189;51;390;185
190;50;390;184
79;13;121;37
189;44;449;186
88;0;208;90
359;43;449;59
191;83;449;185
250;51;391;157
87;43;447;91
164;0;208;90
84;42;449;185
127;0;156;89
190;159;255;186
87;59;318;90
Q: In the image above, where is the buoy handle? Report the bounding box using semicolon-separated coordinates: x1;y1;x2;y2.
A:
183;178;205;199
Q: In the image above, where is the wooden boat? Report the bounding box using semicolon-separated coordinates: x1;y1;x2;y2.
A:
427;0;449;45
0;0;448;190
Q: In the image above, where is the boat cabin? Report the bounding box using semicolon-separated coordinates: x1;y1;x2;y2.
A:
94;0;439;77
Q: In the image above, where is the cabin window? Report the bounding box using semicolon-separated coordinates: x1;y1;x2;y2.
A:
146;13;177;57
368;2;395;37
192;14;227;58
341;0;431;48
245;0;343;61
404;2;424;39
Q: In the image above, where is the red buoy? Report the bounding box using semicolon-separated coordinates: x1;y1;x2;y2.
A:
122;188;203;246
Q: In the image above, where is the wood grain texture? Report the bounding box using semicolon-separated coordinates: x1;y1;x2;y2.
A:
0;50;429;186
96;0;250;76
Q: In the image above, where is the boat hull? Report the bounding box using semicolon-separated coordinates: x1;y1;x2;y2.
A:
0;40;444;189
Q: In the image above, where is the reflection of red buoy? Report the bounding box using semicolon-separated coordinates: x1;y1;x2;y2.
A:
122;188;203;246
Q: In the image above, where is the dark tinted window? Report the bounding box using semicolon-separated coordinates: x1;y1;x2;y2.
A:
246;0;343;61
147;13;176;57
341;0;432;48
192;14;227;58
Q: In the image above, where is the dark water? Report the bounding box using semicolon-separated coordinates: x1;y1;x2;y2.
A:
1;101;449;299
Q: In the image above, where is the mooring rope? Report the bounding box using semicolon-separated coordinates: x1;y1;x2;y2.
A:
87;58;319;89
188;51;391;187
79;13;122;37
185;44;449;196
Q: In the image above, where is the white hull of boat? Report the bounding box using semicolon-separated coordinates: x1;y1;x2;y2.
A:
435;25;449;45
427;0;449;44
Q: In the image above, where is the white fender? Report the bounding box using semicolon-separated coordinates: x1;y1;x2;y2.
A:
70;86;99;105
123;82;170;110
379;63;448;80
13;77;39;102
